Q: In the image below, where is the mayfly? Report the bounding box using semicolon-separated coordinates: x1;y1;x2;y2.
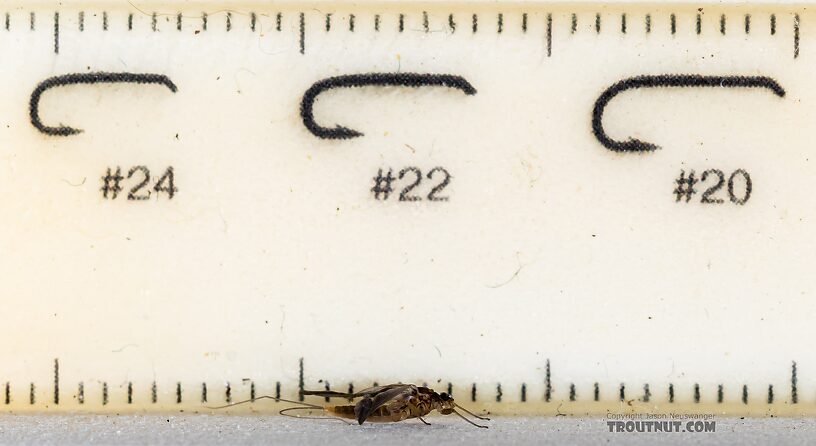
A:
209;384;490;428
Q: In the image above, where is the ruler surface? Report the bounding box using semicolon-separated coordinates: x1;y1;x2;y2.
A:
1;1;815;415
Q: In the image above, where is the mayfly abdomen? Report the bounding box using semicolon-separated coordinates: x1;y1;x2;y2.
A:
324;405;356;420
363;407;410;423
325;405;408;423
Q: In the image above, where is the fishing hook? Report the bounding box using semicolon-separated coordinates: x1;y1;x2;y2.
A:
300;72;477;139
30;72;178;136
591;74;785;152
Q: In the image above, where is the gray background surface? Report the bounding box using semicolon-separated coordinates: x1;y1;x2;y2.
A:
0;415;813;445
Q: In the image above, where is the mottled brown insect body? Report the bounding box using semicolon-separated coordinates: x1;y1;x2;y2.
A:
325;404;407;423
322;386;446;423
302;384;488;428
212;383;489;428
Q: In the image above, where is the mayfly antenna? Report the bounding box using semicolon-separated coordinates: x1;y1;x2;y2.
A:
452;409;489;429
454;402;491;421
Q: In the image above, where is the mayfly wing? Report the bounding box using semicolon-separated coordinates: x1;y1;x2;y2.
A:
300;390;356;398
354;384;417;425
350;384;407;398
300;384;406;400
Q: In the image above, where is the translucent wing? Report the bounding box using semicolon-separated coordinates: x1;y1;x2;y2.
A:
300;390;356;398
354;384;417;425
301;384;407;400
350;384;408;398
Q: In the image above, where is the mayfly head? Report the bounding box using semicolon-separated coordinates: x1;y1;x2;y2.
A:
436;392;456;414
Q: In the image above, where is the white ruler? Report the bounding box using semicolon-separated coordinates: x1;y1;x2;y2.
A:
0;1;814;415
